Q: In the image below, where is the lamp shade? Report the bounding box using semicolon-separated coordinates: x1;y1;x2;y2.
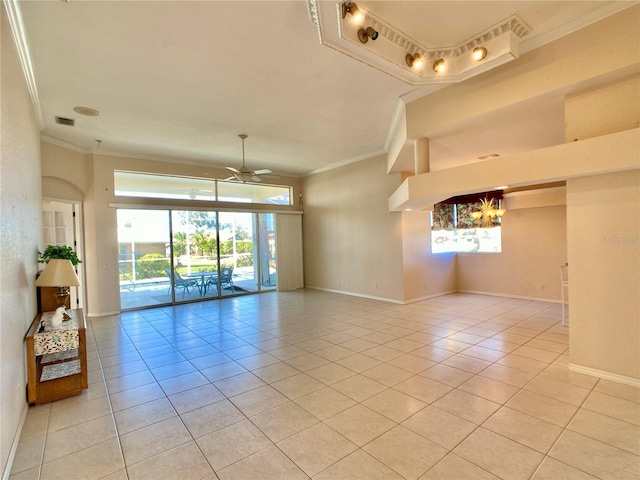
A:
35;259;81;287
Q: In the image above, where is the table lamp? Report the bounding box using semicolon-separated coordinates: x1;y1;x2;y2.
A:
35;259;81;320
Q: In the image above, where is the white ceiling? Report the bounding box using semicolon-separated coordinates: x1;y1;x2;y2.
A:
15;1;631;177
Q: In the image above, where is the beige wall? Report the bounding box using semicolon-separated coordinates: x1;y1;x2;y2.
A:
40;149;302;316
567;171;639;379
302;155;406;301
457;194;567;301
0;7;42;475
401;211;456;302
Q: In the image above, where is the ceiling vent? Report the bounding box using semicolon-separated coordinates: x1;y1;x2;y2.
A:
55;116;75;126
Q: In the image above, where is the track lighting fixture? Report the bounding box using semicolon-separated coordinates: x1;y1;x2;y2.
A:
472;46;488;61
405;53;423;69
358;26;378;43
433;59;446;73
341;2;363;23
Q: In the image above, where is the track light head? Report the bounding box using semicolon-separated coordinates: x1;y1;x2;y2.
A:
341;2;363;23
472;46;488;61
405;53;423;69
433;59;446;73
357;26;378;43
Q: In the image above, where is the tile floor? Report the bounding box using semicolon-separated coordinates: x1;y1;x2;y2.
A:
10;290;640;480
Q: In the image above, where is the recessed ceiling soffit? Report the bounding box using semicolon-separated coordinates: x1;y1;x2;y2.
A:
308;1;532;86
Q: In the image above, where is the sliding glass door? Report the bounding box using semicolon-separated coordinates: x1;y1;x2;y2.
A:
118;208;276;310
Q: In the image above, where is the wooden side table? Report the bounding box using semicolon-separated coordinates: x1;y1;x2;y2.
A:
24;309;88;404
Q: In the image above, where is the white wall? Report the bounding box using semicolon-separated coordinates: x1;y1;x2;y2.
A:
567;171;640;380
0;6;42;475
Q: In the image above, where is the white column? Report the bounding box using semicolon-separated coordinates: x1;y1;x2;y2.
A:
414;137;430;175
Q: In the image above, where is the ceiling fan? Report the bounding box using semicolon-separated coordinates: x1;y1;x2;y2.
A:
225;134;272;183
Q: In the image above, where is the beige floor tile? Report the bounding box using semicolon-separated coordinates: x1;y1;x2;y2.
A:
44;414;118;463
582;391;640;426
393;375;452;404
114;397;177;435
314;449;404;480
229;385;290;416
568;408;640;455
460;345;506;363
150;360;197;381
10;436;45;476
331;374;388;402
251;402;319;442
217;445;307;480
294;386;357;420
432;389;501;425
384;338;425;353
181;399;245;438
213;371;266;397
483;406;563;454
594;379;640;403
360;345;405;362
324;404;396;446
120;416;192;466
402;405;477;450
48;396;112;432
454;427;544;480
307;362;356;385
101;469;130;480
196;419;272;470
442;354;492;374
106;370;157;394
272;373;326;400
420;364;474;388
126;442;214;480
506;389;579;427
340;338;380;353
458;376;520;404
511;345;560;363
158;371;209;396
39;438;124;480
497;353;548;374
9;466;41;480
336;353;383;373
235;352;280;370
168;383;225;414
277;423;358;477
284;352;330;372
477;338;521;353
411;345;455;363
362;388;427;422
531;457;598;480
478;363;536;388
419;453;500;480
524;376;591;406
109;382;166;412
550;430;640;479
361;363;414;387
252;362;301;383
525;338;569;354
19;411;49;442
364;425;448;480
386;353;435;374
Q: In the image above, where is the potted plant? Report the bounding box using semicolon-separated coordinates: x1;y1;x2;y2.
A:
38;245;82;265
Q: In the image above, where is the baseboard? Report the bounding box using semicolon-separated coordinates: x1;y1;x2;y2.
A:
569;363;640;387
86;310;121;318
403;290;457;304
456;289;560;304
306;287;457;305
2;401;28;480
306;286;405;304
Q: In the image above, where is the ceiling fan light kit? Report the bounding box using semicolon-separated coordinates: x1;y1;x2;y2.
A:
225;134;272;183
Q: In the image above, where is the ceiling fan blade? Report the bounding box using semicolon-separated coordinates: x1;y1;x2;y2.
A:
226;166;240;173
251;175;263;182
253;169;272;175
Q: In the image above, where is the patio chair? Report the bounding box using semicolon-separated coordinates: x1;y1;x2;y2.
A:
165;269;198;298
205;266;235;294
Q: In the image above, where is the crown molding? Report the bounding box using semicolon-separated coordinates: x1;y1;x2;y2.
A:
307;147;387;176
3;0;44;129
309;0;529;86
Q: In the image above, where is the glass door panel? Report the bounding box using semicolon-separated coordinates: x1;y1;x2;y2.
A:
258;213;276;292
117;209;172;309
218;212;257;297
171;210;219;302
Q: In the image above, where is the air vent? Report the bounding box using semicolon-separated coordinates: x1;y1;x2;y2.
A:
55;116;75;126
